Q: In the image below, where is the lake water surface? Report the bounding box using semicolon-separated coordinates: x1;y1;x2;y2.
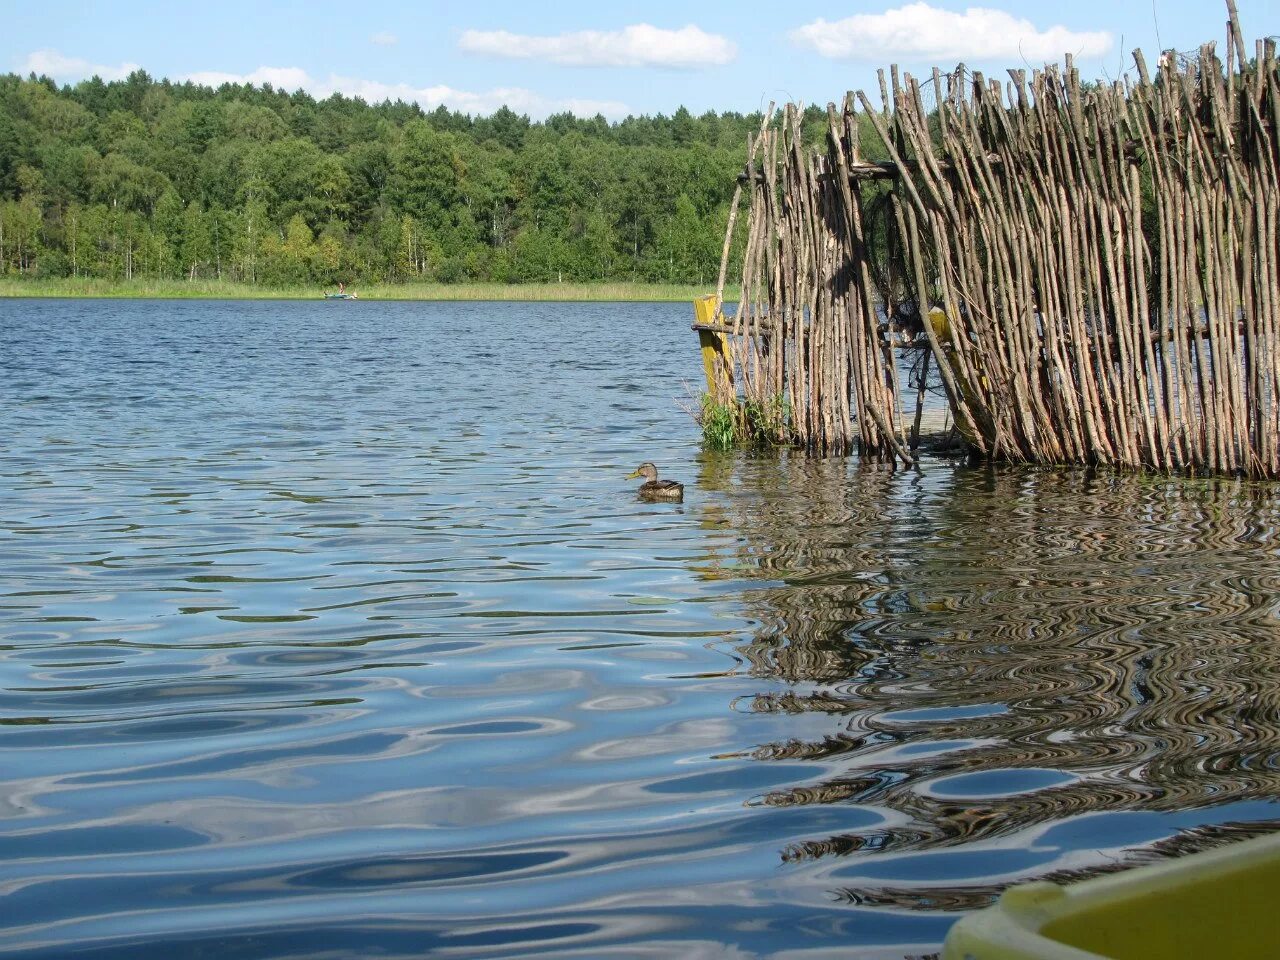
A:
2;299;1279;959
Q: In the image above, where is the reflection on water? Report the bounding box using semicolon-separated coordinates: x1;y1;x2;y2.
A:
1;299;1279;959
700;458;1280;914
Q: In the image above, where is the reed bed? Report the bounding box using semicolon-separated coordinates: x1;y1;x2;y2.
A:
718;1;1280;478
0;278;730;303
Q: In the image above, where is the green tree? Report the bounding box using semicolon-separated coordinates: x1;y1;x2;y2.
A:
180;201;212;279
269;212;315;283
0;68;755;285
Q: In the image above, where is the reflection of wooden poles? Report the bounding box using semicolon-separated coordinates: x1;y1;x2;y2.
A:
718;463;1280;868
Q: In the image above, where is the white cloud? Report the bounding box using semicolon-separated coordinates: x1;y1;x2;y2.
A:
370;31;399;46
16;48;632;119
183;66;312;90
177;66;630;118
19;49;140;81
791;3;1112;63
458;23;736;68
324;73;630;117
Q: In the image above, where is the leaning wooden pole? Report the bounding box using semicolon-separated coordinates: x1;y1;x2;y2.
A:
709;0;1278;477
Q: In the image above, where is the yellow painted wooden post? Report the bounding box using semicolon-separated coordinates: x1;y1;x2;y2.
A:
693;294;733;400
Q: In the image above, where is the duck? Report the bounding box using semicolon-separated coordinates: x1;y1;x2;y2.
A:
626;462;684;502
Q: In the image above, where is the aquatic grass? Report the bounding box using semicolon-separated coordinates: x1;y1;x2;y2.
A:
0;277;742;303
700;395;737;451
740;393;791;446
697;392;791;450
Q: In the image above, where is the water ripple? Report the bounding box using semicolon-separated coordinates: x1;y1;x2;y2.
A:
2;300;1279;958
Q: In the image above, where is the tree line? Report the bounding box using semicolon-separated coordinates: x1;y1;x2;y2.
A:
0;70;810;286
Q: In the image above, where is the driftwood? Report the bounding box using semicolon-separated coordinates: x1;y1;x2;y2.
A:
720;1;1280;477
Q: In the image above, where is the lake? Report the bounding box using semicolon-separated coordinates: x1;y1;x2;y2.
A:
2;298;1279;959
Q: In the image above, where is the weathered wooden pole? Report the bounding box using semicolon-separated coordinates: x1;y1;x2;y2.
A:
708;0;1278;476
692;293;734;400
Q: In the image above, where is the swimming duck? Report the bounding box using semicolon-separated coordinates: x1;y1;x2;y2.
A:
626;462;683;502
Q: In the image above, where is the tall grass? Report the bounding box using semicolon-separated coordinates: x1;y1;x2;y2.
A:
698;392;791;450
0;277;741;303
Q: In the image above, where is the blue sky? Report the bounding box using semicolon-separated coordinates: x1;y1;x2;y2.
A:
3;1;1275;118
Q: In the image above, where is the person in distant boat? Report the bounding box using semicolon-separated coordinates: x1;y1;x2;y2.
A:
338;281;346;295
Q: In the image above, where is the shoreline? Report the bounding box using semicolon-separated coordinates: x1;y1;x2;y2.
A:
0;279;736;303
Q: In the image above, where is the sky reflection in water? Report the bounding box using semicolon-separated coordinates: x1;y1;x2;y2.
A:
1;299;1278;959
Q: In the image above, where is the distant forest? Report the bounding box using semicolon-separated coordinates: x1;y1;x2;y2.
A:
0;70;824;286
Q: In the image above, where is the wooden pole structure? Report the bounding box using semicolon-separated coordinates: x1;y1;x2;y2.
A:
710;0;1279;478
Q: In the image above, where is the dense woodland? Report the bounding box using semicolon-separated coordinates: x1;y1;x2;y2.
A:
0;71;856;286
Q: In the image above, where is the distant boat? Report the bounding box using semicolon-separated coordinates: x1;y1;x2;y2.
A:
323;292;357;300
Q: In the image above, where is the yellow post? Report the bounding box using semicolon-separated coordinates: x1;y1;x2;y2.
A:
927;306;950;342
693;294;733;400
